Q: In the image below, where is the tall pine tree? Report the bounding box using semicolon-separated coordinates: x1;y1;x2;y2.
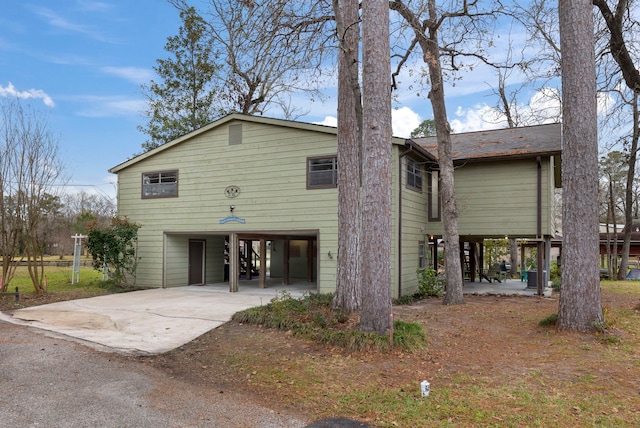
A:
139;7;222;151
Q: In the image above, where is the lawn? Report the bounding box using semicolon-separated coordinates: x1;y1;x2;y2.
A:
146;280;640;427
2;267;639;427
0;257;110;311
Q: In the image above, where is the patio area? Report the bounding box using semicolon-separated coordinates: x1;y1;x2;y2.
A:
463;277;553;297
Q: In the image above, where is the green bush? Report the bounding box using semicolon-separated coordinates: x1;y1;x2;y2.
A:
86;217;141;287
416;268;444;297
550;263;561;282
233;292;426;352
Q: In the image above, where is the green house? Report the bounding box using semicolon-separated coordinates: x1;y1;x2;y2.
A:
109;114;561;297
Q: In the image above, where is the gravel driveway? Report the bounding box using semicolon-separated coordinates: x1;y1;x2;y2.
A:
0;321;307;427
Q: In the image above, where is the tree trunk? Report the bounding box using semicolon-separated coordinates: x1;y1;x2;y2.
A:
605;201;613;278
333;0;363;312
610;178;619;276
426;0;464;305
360;0;392;334
618;92;639;280
557;0;603;331
509;238;518;277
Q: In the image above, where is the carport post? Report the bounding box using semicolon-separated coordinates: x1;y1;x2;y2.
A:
259;239;267;288
229;233;239;292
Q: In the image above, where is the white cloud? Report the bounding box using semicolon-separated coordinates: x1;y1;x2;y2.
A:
104;174;117;185
450;87;563;133
74;95;145;117
312;106;422;138
77;1;113;13
392;106;421;138
315;116;337;127
29;6;118;43
451;104;506;133
597;91;615;116
0;82;55;107
102;66;155;85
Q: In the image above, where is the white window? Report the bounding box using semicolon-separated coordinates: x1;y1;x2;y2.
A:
142;170;178;198
307;156;337;188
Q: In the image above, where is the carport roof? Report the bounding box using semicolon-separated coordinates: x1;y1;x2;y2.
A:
411;123;562;162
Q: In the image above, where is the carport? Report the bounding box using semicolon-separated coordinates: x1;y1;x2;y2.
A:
163;230;318;292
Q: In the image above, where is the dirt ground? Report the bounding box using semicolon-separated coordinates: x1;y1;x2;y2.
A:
136;290;640;426
3;286;638;426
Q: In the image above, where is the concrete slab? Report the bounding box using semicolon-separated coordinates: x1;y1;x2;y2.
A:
0;278;550;357
0;282;315;356
463;278;553;297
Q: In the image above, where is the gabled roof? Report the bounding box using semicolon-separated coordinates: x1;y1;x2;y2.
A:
110;115;560;174
110;113;339;174
110;113;409;173
410;123;562;162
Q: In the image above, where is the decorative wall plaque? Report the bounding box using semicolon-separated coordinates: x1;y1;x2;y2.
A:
224;185;240;198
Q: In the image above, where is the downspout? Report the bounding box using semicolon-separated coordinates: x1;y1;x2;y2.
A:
398;144;414;297
537;156;544;296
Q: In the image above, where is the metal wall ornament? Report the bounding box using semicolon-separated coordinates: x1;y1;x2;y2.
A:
224;185;241;198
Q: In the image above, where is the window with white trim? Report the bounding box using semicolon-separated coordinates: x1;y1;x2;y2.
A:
142;170;178;199
307;156;337;188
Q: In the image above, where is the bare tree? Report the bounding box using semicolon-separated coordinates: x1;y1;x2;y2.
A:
389;0;504;305
0;100;65;293
557;0;604;331
618;93;639;278
512;0;640;282
592;0;640;279
332;0;363;312
599;150;627;276
61;191;116;221
168;0;330;119
360;0;393;333
593;0;640;92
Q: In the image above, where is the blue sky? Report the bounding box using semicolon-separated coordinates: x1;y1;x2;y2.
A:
0;1;558;202
1;1;182;201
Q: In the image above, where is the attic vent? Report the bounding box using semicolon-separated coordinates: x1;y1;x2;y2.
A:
229;124;242;145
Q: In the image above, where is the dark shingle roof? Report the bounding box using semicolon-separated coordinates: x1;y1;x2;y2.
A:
411;123;562;162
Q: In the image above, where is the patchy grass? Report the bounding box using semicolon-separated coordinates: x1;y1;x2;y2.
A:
0;264;113;311
149;281;640;427
539;312;558;327
4;267;640;426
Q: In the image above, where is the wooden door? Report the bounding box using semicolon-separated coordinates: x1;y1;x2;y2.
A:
188;240;205;285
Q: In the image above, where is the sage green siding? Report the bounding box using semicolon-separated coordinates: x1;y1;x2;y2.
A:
162;235;226;287
424;157;556;238
111;115;558;297
397;154;429;298
114;117;339;291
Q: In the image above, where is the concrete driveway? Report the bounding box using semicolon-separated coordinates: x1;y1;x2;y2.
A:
0;283;314;355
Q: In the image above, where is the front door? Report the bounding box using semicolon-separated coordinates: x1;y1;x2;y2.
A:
188;240;205;285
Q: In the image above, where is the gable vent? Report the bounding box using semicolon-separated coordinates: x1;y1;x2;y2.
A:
229;124;242;145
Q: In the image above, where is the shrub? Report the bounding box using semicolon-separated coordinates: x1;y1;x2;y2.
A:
416;268;444;297
85;217;141;287
232;292;426;352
